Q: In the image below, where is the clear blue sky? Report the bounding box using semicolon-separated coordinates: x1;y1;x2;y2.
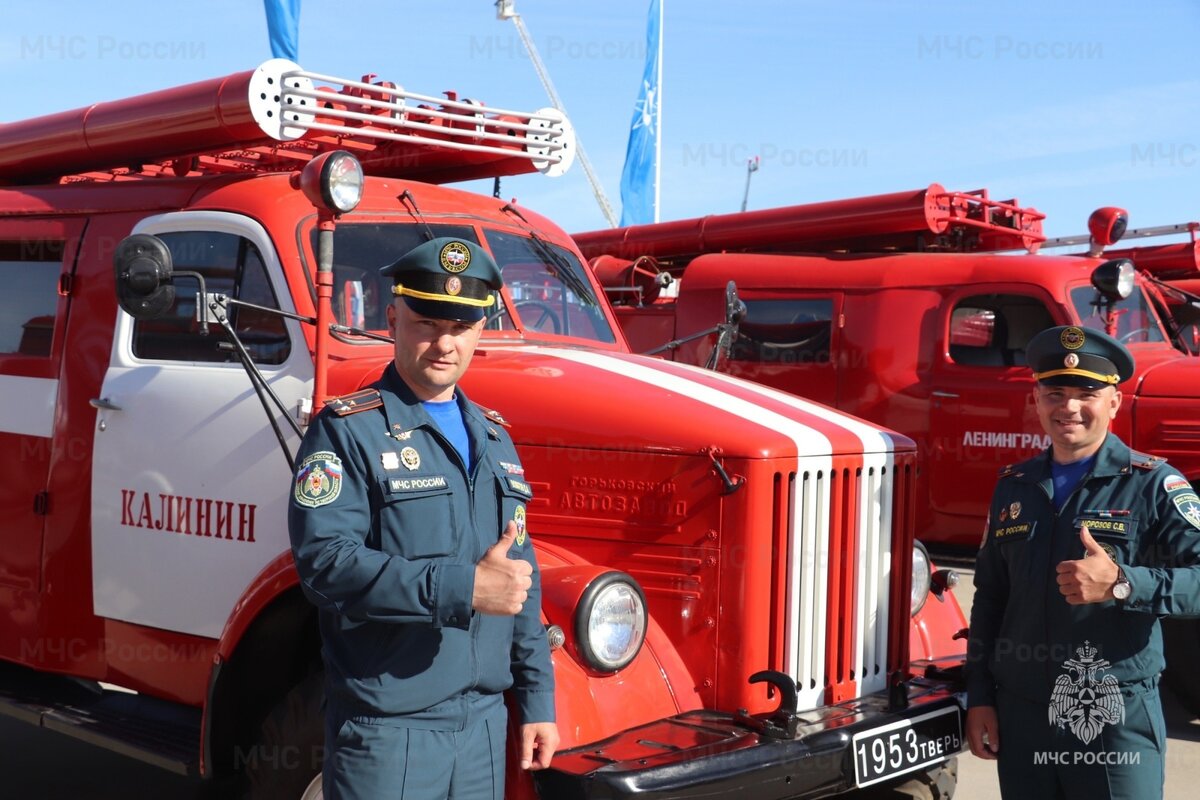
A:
3;1;1197;241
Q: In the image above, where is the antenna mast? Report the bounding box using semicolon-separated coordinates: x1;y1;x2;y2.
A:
497;1;619;228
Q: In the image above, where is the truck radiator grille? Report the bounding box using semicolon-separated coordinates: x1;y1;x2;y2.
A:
785;457;893;710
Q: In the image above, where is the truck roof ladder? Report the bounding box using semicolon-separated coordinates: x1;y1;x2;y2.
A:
0;59;575;186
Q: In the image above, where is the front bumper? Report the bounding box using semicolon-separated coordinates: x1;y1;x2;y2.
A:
535;677;964;800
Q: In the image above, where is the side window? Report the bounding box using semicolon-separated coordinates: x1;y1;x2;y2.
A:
948;294;1055;367
132;231;290;364
0;240;62;357
731;298;833;364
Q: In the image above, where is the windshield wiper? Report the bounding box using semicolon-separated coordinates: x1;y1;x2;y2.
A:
500;204;599;310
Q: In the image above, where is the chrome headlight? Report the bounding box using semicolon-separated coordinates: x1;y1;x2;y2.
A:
911;541;932;616
297;150;363;214
576;572;647;672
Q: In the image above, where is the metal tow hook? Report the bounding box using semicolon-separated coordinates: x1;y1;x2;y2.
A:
734;670;802;739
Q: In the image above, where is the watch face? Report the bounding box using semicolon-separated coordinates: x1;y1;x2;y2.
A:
1113;580;1131;600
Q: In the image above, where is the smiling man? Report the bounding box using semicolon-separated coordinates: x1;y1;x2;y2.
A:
289;238;558;799
965;325;1200;800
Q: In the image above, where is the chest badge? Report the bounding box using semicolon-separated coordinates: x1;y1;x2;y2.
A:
1048;641;1124;745
382;451;400;470
400;446;421;471
1009;502;1022;520
514;505;527;546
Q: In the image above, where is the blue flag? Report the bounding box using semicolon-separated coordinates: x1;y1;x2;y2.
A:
620;0;661;226
264;0;301;61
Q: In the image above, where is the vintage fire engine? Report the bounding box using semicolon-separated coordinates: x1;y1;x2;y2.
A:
0;62;966;799
573;184;1200;711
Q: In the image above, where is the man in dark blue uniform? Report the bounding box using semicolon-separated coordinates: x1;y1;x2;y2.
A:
965;325;1200;799
289;238;558;799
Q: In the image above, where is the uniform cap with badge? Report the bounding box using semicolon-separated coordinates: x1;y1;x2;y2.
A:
380;237;504;323
1025;325;1135;389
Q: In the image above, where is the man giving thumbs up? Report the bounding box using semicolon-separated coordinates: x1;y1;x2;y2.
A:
965;325;1200;800
290;239;557;800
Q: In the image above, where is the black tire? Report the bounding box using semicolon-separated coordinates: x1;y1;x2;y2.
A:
1163;618;1200;718
852;757;957;800
244;670;326;800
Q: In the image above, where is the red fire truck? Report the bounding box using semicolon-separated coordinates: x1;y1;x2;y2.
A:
0;62;966;798
573;185;1200;711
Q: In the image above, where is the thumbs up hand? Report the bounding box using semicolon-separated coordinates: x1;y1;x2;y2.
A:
1055;524;1121;604
472;521;534;615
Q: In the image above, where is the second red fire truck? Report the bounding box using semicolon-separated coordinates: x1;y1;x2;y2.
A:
573;184;1200;712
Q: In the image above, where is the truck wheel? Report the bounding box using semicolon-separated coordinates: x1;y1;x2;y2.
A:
245;670;325;800
1163;618;1200;717
853;757;957;800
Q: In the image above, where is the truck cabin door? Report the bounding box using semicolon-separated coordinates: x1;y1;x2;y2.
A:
0;218;85;595
90;213;312;640
928;291;1059;546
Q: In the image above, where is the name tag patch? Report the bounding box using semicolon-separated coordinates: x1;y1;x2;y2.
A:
506;477;533;497
1073;516;1132;537
993;522;1033;541
389;475;448;493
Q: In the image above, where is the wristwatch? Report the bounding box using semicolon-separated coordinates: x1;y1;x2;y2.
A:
1112;569;1132;601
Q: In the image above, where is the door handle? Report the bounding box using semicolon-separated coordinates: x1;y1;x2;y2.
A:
89;397;122;411
931;390;959;399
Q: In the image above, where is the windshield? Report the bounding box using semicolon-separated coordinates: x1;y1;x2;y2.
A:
315;223;615;344
1069;284;1167;345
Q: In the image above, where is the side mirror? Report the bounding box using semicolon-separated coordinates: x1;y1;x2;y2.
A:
114;234;174;319
725;280;747;326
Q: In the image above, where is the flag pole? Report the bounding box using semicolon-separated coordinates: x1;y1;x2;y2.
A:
654;0;663;223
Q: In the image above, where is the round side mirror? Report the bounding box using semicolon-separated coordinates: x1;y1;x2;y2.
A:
725;280;746;325
114;234;175;319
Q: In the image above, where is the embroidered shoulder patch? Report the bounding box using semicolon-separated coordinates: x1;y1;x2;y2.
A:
1173;492;1200;530
1164;474;1191;494
294;452;344;508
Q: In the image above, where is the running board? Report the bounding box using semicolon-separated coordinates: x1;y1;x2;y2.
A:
0;661;200;776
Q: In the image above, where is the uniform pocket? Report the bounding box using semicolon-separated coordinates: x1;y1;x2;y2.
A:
378;477;457;558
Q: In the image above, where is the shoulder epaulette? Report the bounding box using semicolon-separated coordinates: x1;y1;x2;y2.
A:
477;404;511;428
325;388;383;416
997;464;1018;478
1130;450;1166;471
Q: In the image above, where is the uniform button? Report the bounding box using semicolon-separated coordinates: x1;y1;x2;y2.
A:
449;616;459;623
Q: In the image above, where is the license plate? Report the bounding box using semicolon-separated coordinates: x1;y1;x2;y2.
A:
851;705;963;788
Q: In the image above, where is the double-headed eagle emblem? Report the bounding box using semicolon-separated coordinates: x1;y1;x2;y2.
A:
1048;641;1124;744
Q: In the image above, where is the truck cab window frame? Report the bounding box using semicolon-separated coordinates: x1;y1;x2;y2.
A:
0;240;64;359
947;294;1056;368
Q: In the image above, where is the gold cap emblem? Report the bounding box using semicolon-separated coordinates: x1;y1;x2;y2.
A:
1061;326;1085;350
439;241;471;273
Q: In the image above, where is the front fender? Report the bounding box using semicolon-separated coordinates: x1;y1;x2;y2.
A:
909;586;967;663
